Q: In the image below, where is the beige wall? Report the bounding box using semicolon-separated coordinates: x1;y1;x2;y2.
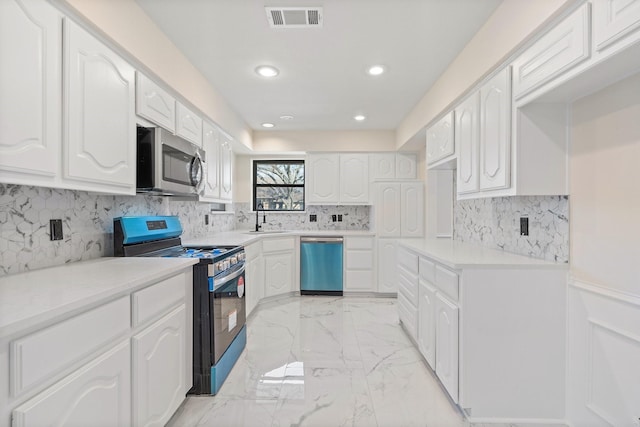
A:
397;0;576;149
252;130;396;153
58;0;253;149
570;72;640;296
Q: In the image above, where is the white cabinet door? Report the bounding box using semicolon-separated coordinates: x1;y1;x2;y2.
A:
395;153;417;179
369;153;396;180
245;254;264;316
426;111;455;165
418;281;437;369
0;0;61;186
175;102;202;147
340;153;369;203
306;153;340;204
135;72;176;132
400;182;424;237
375;183;401;237
479;67;511;191
219;135;233;201
132;305;186;427
594;0;640;51
63;19;136;195
264;253;294;297
201;121;221;201
512;3;590;98
435;293;459;403
456;92;480;195
12;341;131;427
377;238;397;293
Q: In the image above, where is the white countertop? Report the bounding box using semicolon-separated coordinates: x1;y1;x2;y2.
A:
0;257;198;339
397;238;568;270
183;229;375;247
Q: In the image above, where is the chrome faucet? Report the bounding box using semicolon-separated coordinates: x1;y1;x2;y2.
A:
255;203;265;232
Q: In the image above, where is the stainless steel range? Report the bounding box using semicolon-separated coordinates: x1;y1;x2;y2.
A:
114;216;246;395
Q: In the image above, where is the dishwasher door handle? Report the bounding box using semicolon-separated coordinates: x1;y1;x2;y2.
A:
300;236;343;243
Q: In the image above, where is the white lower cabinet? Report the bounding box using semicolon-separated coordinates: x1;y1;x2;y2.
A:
344;236;375;292
263;237;296;298
397;247;419;340
377;238;397;293
417;280;436;369
245;242;264;316
132;305;186;427
435;293;459;403
12;340;131;427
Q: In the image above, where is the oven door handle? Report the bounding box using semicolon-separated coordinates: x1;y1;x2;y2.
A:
213;264;246;290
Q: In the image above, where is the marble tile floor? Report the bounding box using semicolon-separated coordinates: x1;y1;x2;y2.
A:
167;295;473;427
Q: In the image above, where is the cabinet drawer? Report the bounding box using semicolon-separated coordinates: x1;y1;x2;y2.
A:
244;241;262;259
132;273;186;326
435;266;459;302
346;250;373;269
512;3;591;99
10;296;130;396
345;271;374;291
397;246;419;275
263;237;295;253
345;236;374;250
419;257;436;283
398;267;418;305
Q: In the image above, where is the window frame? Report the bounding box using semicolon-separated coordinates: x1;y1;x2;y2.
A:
252;159;305;212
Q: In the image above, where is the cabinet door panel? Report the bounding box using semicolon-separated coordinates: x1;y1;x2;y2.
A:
219;136;233;201
64;19;136;193
594;0;640;51
201;121;221;200
306;154;340;204
401;182;424;237
12;341;131;427
369;154;396;180
376;183;401;237
456;93;480;194
0;0;61;183
136;73;175;132
340;154;369;203
435;294;459;403
426;112;454;165
479;67;511;191
264;253;294;297
377;239;397;293
175;102;202;147
395;153;417;179
418;281;436;369
133;305;186;427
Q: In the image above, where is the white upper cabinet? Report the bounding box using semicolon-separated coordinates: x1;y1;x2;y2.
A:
376;183;402;237
455;92;480;195
175;102;203;147
401;182;424;237
479;67;511;191
306;153;340;204
135;72;176;132
340;154;369;203
0;0;62;186
201;121;221;201
426;111;455;166
63;19;136;195
512;3;591;99
219;133;233;201
396;153;417;179
593;0;640;51
369;153;396;180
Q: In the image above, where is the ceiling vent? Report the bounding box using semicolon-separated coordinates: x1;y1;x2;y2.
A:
265;7;323;29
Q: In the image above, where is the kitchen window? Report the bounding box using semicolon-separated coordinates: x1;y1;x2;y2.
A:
253;160;305;211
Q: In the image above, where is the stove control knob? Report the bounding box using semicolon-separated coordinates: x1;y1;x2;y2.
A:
230;255;237;265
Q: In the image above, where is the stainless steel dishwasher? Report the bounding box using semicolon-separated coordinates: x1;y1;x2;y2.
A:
300;236;343;296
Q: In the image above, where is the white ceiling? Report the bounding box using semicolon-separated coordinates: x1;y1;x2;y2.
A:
135;0;503;132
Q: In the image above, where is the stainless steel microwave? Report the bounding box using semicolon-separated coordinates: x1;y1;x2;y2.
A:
136;126;205;196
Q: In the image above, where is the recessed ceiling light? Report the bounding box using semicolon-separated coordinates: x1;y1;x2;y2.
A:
261;122;275;128
279;115;294;120
367;65;386;76
354;115;366;121
255;65;279;78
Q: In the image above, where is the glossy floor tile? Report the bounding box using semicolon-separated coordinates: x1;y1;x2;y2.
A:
167;296;469;427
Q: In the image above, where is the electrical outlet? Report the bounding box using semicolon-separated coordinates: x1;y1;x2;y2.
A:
309;214;317;222
520;217;529;236
331;214;337;222
338;214;343;222
204;214;209;225
50;219;63;241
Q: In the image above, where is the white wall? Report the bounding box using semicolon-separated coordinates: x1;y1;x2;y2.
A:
567;72;640;426
252;130;396;152
397;0;575;149
57;0;253;149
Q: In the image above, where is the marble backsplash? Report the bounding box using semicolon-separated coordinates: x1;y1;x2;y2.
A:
0;184;235;276
454;195;569;262
234;203;370;231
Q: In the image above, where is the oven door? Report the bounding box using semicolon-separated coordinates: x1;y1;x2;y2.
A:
210;264;246;365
